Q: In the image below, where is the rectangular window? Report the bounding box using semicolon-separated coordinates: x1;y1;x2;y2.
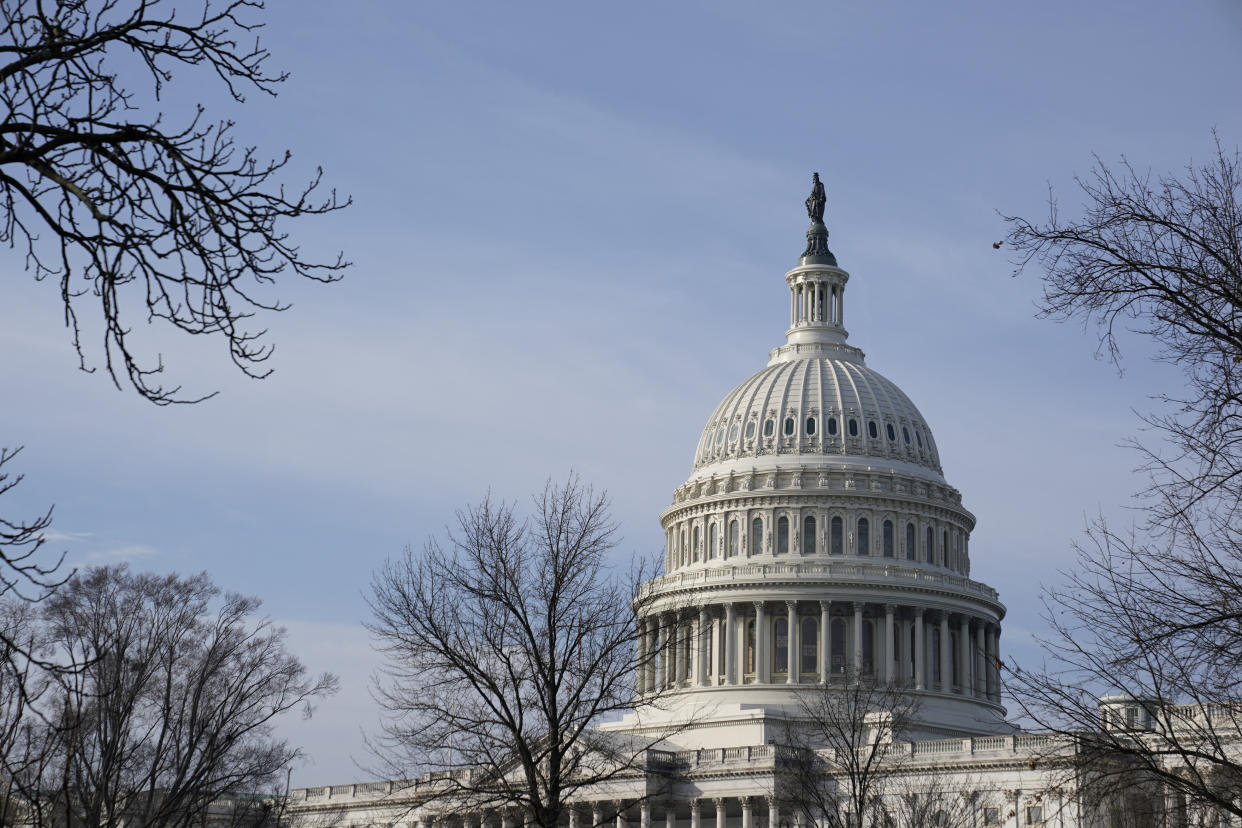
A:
983;808;1000;826
1026;806;1044;825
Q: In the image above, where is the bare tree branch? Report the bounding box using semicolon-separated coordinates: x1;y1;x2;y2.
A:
0;0;351;405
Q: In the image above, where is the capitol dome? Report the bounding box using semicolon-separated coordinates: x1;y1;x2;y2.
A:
623;176;1008;743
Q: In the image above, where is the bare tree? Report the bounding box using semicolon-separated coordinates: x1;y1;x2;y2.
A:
367;478;674;828
779;674;920;828
1003;139;1242;823
0;565;338;828
1;0;350;405
882;773;981;828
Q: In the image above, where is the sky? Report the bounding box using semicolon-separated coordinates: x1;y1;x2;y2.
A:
3;0;1241;787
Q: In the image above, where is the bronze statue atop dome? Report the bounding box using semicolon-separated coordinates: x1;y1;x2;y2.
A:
805;172;826;223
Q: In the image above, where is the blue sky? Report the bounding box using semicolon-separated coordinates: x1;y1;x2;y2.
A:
3;0;1241;786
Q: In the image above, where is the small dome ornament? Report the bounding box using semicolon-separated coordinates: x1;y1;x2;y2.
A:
801;172;837;266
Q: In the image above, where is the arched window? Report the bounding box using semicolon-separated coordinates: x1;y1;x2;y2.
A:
862;620;875;674
916;430;924;448
827;417;838;436
745;421;756;440
728;423;739;443
882;520;894;558
831;619;846;674
801;617;818;674
857;517;870;556
693;526;700;561
903;426;911;444
751;517;763;556
806;417;817;435
746;620;756;674
905;523;916;561
848;418;859;437
715;426;725;446
763;418;775;437
783;417;795;436
886;423;896;441
774;618;789;673
729;520;739;559
831;516;843;555
868;421;879;439
925;526;934;563
709;523;718;559
777;516;790;555
803;515;817;555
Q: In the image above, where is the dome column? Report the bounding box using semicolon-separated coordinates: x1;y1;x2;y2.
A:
710;609;722;686
695;606;709;687
938;612;953;693
974;621;987;698
914;607;926;691
852;602;864;674
674;615;687;686
724;602;737;686
884;604;896;682
635;618;648;696
785;601;798;684
986;625;1001;702
818;601;830;684
957;615;971;695
754;602;768;683
741;798;753;828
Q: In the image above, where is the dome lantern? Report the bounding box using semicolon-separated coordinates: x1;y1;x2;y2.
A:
782;173;852;353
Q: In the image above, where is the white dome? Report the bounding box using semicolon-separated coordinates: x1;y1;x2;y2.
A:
692;350;943;481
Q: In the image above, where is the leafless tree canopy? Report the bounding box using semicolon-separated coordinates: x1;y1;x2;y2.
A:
780;674;920;828
367;478;671;828
0;0;350;405
1004;140;1242;821
0;565;338;828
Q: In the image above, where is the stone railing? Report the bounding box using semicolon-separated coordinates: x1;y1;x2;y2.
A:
638;560;999;602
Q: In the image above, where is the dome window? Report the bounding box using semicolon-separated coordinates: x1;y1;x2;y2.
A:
805;417;816;436
827;417;838;436
916;430;924;448
776;516;790;555
903;426;911;445
763;418;775;438
783;417;795;436
906;523;916;561
886;423;896;441
715;427;725;446
803;515;817;555
882;520;894;557
728;423;740;443
857;517;870;555
868;421;879;440
751;517;763;556
848;418;858;437
745;421;756;440
830;516;843;555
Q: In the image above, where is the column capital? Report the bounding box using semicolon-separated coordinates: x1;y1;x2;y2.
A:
819;599;831;611
740;798;753;812
914;605;925;618
753;600;765;613
713;798;727;809
884;602;897;614
785;599;797;611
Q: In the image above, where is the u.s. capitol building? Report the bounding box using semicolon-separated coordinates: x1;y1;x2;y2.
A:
287;180;1207;828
